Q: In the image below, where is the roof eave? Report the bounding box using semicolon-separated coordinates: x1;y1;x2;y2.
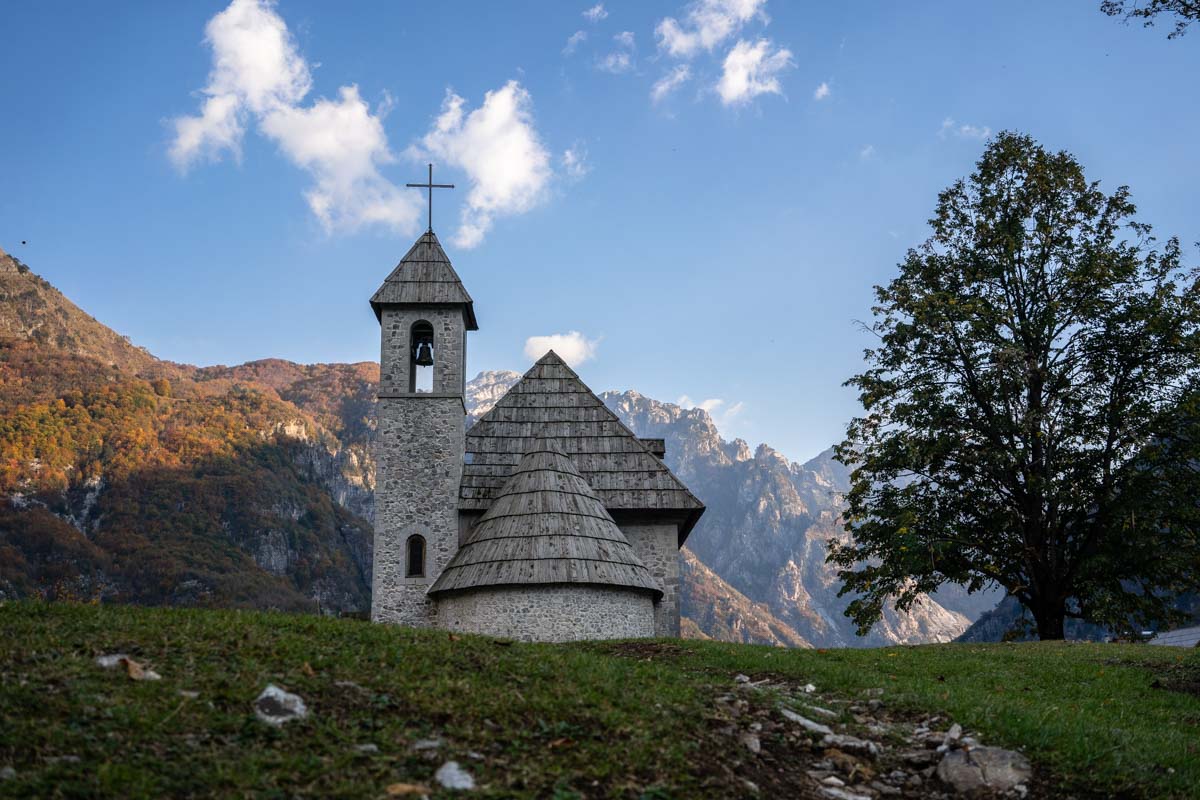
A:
370;299;479;330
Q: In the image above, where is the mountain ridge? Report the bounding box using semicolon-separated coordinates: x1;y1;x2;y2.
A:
0;248;997;645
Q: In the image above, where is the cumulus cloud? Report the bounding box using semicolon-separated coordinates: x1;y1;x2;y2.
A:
168;0;310;168
859;144;876;160
563;29;587;55
813;81;830;101
561;144;590;181
939;117;992;140
260;86;420;231
524;332;600;366
583;3;608;22
169;0;420;233
651;64;692;103
656;0;768;58
716;39;793;105
414;82;553;249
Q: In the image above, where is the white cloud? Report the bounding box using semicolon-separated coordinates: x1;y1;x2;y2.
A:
598;31;636;74
260;86;420;232
563;30;587;55
677;395;746;433
859;144;876;160
168;0;310;168
716;39;793;106
939;117;992;140
813;81;830;101
414;82;553;249
524;332;600;366
651;64;692;103
170;0;420;233
656;0;768;58
583;3;608;22
561;144;590;181
598;51;633;73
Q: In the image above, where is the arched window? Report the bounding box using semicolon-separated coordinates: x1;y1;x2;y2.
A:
409;321;434;393
406;534;426;578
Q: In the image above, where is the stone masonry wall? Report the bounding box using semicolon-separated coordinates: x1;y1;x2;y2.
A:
372;394;464;626
373;302;468;627
436;584;655;642
379;307;467;395
620;523;681;637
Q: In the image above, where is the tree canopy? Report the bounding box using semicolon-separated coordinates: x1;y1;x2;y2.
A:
832;131;1200;640
1101;0;1198;38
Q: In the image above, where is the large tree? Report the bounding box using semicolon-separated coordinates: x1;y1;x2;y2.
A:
831;132;1200;640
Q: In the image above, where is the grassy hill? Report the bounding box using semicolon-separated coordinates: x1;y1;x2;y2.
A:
1;604;1197;799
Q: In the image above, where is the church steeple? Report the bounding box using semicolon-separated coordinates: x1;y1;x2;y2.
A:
370;229;477;626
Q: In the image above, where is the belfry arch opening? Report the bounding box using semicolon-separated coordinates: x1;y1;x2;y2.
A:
410;321;434;393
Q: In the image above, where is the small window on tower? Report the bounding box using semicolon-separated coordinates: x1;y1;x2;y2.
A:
406;534;426;578
410;321;434;393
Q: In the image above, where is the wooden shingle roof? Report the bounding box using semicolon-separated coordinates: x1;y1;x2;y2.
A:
430;438;662;598
370;231;478;329
461;351;705;543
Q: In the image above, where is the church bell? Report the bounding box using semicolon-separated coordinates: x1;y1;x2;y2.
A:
414;340;434;367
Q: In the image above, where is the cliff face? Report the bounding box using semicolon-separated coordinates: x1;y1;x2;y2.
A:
1;249;998;644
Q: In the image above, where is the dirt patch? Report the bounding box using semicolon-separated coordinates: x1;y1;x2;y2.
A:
597;641;688;661
1150;663;1200;698
1105;657;1200;699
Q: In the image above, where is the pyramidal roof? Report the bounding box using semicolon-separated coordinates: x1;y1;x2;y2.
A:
430;437;661;598
461;351;705;543
370;231;478;329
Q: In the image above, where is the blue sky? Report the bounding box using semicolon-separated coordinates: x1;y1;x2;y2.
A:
2;1;1197;462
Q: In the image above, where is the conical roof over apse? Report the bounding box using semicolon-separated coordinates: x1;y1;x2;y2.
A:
429;437;662;598
369;230;478;328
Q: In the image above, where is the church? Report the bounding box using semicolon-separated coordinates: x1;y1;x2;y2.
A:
368;223;705;642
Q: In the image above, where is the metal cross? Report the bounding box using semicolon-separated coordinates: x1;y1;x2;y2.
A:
406;163;454;232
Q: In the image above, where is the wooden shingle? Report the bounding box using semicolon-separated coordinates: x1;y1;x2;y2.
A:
369;231;478;328
461;351;705;542
430;438;661;598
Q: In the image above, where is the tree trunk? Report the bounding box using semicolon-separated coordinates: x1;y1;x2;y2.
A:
1032;601;1066;640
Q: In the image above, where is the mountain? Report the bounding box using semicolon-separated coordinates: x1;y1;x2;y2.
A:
1;249;998;645
0;248;374;613
679;548;812;647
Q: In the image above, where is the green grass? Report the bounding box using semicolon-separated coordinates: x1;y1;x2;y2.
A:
0;603;1197;799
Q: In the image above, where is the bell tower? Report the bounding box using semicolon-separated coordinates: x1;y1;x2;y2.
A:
369;229;478;625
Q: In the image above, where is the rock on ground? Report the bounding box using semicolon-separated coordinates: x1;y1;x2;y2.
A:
937;746;1032;794
435;760;475;790
253;684;308;726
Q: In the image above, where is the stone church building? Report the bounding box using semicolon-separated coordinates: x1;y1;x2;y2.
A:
369;229;705;641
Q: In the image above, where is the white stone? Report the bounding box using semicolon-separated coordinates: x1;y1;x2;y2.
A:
819;787;872;800
821;733;882;757
780;707;833;736
435;761;475;790
253;684;307;726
